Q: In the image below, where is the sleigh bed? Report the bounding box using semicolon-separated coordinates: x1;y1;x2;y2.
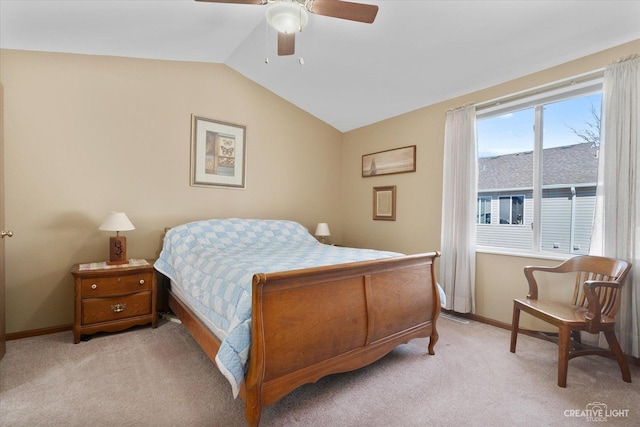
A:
154;219;442;426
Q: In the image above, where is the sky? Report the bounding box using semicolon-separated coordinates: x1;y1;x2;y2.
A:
476;92;602;158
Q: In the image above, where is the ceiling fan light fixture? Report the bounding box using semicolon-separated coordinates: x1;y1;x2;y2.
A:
266;2;309;33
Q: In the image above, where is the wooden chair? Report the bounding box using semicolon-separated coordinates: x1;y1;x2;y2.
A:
510;255;632;387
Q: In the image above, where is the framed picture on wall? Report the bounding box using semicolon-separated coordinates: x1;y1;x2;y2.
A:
373;186;396;221
190;115;247;189
362;145;416;177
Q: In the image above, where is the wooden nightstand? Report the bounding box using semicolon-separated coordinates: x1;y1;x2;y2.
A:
71;259;157;343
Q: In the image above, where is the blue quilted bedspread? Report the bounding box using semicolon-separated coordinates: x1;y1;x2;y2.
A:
154;218;403;397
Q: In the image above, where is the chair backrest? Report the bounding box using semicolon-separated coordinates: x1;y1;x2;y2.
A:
563;256;632;317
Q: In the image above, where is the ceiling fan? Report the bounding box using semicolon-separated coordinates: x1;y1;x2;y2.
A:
196;0;379;56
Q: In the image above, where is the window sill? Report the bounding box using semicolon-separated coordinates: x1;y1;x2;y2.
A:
475;246;571;262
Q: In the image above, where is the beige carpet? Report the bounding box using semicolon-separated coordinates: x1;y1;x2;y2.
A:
1;317;639;426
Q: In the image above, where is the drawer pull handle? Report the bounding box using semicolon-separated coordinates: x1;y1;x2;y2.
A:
139;279;145;285
91;284;97;290
110;303;126;313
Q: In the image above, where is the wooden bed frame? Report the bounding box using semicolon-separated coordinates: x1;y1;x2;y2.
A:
162;251;441;426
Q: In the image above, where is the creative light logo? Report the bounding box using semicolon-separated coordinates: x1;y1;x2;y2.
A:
565;402;630;422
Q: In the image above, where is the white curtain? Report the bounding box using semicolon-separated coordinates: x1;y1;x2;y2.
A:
439;105;477;313
590;55;640;357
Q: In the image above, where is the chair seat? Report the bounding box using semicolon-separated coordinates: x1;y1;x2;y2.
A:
514;298;616;326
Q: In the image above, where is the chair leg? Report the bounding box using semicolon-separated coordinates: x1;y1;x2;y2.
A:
558;326;571;387
604;331;632;383
510;304;521;353
571;330;582;348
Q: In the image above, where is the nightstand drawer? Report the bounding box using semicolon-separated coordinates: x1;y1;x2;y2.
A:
81;272;153;297
82;291;151;325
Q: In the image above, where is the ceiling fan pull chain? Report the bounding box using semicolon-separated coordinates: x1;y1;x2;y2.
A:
298;6;304;66
264;17;270;64
299;2;303;32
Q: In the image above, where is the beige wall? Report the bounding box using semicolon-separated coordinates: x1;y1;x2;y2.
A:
0;50;342;333
341;39;640;328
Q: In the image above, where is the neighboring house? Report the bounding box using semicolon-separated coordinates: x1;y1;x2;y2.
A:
477;142;599;254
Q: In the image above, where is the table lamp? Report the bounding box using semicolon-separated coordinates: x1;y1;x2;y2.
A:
99;212;135;265
315;222;331;244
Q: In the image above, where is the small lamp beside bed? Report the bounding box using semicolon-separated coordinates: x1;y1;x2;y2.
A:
99;211;135;265
314;222;331;244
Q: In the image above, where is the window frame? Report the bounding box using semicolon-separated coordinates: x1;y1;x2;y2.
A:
475;78;603;257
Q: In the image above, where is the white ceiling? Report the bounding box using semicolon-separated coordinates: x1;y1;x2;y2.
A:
1;0;639;132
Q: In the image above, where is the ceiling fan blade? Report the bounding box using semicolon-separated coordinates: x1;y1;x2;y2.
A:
278;32;296;56
195;0;264;5
308;0;378;24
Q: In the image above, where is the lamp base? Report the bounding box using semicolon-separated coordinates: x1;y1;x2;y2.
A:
108;236;128;265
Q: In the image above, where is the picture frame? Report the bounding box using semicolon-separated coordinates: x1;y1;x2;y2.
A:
190;115;247;189
373;186;396;221
362;145;416;177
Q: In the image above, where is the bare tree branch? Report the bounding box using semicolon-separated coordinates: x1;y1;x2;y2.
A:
567;103;601;147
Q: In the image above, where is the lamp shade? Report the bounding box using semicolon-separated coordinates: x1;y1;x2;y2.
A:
266;2;309;33
315;223;331;237
99;212;135;232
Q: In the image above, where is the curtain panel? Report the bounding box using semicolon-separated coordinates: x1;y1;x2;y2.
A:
591;55;640;358
439;105;477;313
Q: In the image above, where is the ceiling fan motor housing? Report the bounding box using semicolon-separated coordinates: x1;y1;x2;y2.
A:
266;2;309;33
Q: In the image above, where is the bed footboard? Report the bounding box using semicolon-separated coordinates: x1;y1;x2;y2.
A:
244;251;440;426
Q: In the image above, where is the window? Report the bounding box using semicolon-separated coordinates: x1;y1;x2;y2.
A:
477;196;491;224
476;80;602;255
499;195;524;225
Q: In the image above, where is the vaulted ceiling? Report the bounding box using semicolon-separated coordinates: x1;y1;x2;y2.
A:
1;1;639;132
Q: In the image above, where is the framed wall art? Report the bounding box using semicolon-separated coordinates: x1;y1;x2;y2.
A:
190;115;247;189
373;186;396;221
362;145;416;177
